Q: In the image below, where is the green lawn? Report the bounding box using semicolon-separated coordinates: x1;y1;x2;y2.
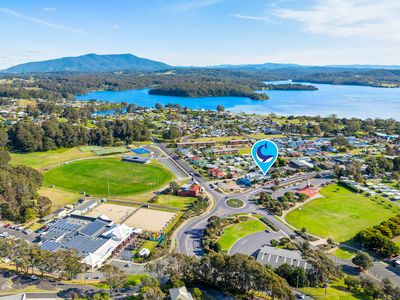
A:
43;158;173;197
95;274;149;289
286;184;397;242
299;279;360;300
153;195;196;210
217;219;268;252
11;147;96;169
238;147;251;155
126;274;150;286
332;247;358;259
140;240;159;252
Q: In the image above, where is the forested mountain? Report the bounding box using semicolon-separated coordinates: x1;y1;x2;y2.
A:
4;53;171;73
4;52;400;74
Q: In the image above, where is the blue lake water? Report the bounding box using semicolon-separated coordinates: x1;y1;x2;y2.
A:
76;81;400;119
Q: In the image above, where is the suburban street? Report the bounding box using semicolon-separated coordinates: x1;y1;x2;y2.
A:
155;141;329;256
153;142;400;288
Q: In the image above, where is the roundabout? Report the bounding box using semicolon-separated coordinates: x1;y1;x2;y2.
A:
225;198;245;209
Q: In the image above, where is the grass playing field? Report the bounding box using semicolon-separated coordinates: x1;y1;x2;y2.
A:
286;184;398;242
153;195;196;210
43;158;173;197
217;219;268;252
11;147;96;170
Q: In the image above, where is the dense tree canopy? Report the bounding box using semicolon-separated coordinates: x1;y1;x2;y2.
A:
149;82;268;100
7;118;150;152
0;149;49;221
149;253;294;299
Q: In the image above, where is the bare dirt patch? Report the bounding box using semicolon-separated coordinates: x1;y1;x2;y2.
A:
123;208;176;232
85;203;136;223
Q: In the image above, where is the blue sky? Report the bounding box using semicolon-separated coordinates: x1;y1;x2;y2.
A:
1;0;399;68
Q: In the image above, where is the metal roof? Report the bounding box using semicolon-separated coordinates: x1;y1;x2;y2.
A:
256;246;311;270
52;219;85;232
63;235;108;254
80;219;109;237
74;199;98;212
41;240;62;252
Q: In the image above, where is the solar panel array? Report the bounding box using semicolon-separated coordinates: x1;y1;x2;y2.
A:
41;240;62;252
64;235;108;254
40;215;117;258
53;218;86;232
80;219;108;237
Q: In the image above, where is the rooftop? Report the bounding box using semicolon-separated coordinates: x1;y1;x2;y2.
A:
256;245;310;270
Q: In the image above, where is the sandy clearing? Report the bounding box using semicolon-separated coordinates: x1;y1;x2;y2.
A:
123;208;176;232
85;203;136;223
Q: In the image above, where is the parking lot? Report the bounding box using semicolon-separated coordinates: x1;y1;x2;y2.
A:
0;225;39;242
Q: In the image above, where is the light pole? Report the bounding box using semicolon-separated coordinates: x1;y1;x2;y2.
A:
107;171;110;197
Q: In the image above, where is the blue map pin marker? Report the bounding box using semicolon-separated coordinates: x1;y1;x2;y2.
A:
251;139;278;175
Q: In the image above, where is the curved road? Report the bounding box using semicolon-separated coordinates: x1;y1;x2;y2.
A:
154;141;329;256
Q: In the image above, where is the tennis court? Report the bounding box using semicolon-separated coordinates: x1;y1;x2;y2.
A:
131;147;151;155
80;146;102;152
94;147;128;156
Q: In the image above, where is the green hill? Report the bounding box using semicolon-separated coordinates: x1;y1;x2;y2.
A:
5;53;171;73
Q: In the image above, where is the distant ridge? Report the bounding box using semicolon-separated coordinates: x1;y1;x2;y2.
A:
4;53;171;73
212;63;400;71
3;53;400;73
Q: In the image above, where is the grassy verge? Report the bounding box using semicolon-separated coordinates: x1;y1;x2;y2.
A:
331;247;358;259
164;212;184;234
152;195;196;210
299;279;360;300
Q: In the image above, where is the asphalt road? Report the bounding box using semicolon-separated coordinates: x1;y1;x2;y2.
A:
229;231;283;256
153;142;329;257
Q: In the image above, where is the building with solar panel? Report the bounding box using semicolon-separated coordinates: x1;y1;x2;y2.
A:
40;214;134;269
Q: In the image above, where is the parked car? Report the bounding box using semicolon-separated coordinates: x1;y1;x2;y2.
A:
296;293;305;299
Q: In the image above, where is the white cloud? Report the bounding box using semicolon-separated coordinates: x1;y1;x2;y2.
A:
0;7;86;34
173;0;222;11
43;7;56;12
230;14;275;23
274;0;400;40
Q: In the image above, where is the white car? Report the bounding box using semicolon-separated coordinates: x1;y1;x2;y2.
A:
296;293;305;299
